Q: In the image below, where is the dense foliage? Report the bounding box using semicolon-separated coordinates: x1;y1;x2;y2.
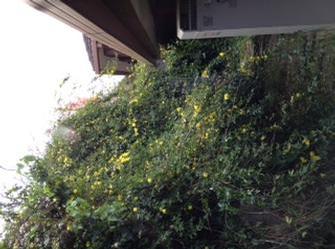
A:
1;32;335;249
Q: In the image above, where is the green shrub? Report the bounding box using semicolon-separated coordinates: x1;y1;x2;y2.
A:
1;33;335;249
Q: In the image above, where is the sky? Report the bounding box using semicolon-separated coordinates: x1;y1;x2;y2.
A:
0;0;122;235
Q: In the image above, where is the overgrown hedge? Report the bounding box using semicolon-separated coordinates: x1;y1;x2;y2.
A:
1;32;335;249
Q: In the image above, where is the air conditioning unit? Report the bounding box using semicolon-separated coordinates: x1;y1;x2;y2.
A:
177;0;335;39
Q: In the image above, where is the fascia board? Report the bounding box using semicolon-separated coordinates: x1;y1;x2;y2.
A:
25;0;153;64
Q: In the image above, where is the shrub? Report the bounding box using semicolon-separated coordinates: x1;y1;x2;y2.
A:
1;32;335;249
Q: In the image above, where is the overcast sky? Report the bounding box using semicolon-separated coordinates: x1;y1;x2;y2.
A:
0;0;121;234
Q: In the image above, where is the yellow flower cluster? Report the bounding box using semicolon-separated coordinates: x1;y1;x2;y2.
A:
57;155;73;167
109;152;130;171
131;119;137;128
177;107;187;124
64;156;73;167
107;184;114;195
116;152;131;165
91;180;102;191
205;112;217;124
249;55;268;63
300;151;321;164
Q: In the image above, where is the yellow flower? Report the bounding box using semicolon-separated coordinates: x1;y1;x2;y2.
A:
300;157;308;164
240;62;252;76
206;112;217;124
110;69;116;75
303;138;311;147
157;140;163;146
196;122;202;130
147;177;153;184
176;107;182;113
239;109;246;116
270;124;281;131
310;151;321;162
219;52;225;58
202;70;209;79
203;132;209;140
63;156;72;166
133;207;139;213
160;208;167;215
202;172;209;178
66;224;73;232
116;152;131;165
224;93;231;102
194;105;202;117
130;98;139;105
134;127;139;136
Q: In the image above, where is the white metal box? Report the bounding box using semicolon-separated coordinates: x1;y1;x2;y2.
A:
177;0;335;39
